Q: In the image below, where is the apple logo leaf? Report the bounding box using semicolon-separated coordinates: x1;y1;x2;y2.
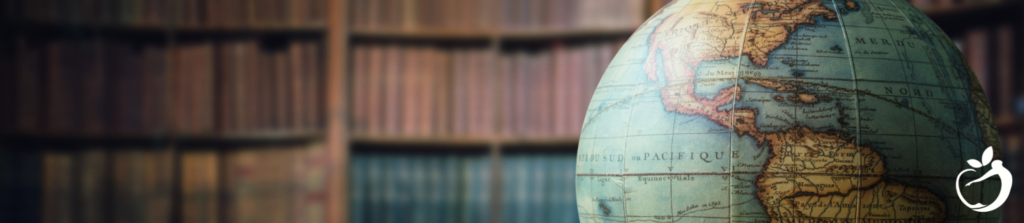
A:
981;146;994;166
967;159;983;168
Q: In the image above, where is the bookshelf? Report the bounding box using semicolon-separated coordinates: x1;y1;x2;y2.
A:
0;0;347;222
1;0;1022;223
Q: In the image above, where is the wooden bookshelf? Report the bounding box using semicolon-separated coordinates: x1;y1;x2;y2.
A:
0;0;347;222
500;28;637;41
350;28;636;41
350;29;494;40
0;24;327;39
349;135;579;147
1;0;1022;222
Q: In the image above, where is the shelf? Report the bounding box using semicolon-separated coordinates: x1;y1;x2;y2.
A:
349;28;636;41
350;29;494;40
0;131;324;150
349;135;580;148
496;136;580;147
3;20;326;36
350;135;494;147
500;28;636;41
177;131;325;148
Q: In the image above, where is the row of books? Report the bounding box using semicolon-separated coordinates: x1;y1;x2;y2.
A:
1;37;324;135
0;144;325;223
4;0;326;27
501;154;579;223
501;41;622;137
349;0;490;31
952;25;1017;121
347;0;645;31
348;40;622;138
348;153;579;223
349;44;495;137
500;0;645;31
349;153;492;223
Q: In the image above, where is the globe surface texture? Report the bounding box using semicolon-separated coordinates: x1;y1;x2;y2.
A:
574;0;1003;222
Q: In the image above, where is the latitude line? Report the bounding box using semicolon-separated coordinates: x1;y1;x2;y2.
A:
579;131;969;141
576;172;981;180
664;1;699;219
594;74;974;92
578;213;997;220
602;88;973;103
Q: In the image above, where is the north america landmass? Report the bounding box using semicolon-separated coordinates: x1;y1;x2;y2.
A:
639;0;998;221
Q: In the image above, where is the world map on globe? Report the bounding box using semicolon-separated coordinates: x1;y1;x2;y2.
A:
574;0;1003;222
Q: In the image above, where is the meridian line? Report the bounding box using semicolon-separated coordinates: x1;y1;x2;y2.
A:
731;0;758;222
824;0;864;221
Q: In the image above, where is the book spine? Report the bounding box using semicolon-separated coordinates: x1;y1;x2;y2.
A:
141;44;168;134
384;45;402;136
289;42;306;131
417;47;433;135
366;154;383;223
500;155;516;223
180;151;219;223
350;153;367;223
452;48;466;136
366;44;383;136
351;45;368;134
996;25;1014;120
79;149;108;223
15;36;42;133
42;152;75;223
402;45;420;136
436;48;451;136
965;28;990;95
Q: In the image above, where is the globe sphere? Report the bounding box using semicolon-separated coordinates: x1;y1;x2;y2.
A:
575;0;1003;222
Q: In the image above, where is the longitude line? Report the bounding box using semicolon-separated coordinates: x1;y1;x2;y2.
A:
661;1;696;220
827;0;863;221
730;0;758;221
619;59;642;223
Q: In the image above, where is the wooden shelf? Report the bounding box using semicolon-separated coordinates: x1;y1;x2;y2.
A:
3;20;327;36
349;28;636;41
496;136;580;147
351;135;494;147
500;28;636;41
350;29;494;40
349;135;580;148
0;131;324;149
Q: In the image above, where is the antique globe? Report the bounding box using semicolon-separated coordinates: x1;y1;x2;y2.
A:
575;0;1005;222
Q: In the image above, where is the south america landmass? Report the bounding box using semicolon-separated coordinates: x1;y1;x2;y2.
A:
644;0;947;222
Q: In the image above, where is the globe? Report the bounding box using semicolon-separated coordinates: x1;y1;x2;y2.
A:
574;0;1005;222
